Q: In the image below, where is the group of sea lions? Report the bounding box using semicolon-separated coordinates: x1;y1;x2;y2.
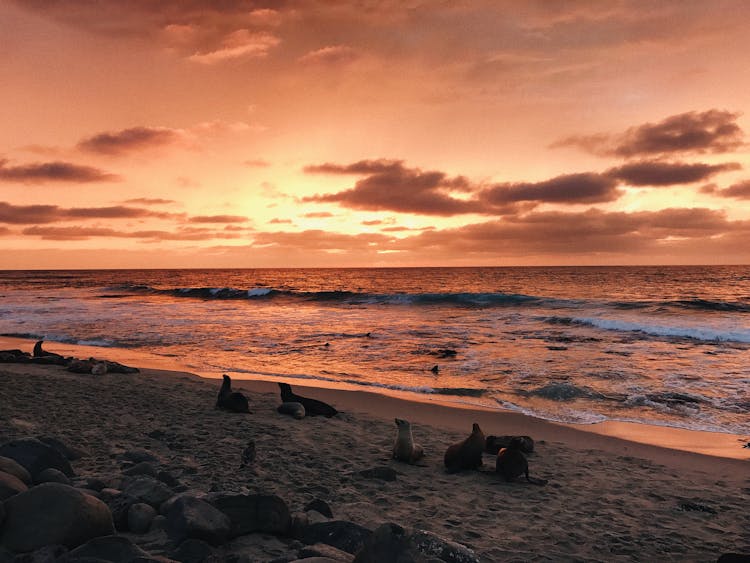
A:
0;340;139;375
393;418;547;485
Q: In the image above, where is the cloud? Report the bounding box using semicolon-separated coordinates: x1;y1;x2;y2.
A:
243;159;270;167
299;45;359;65
0;158;120;184
123;198;176;205
481;173;621;205
701;179;750;199
554;110;745;157
269;218;292;224
302;212;334;218
0;202;178;224
303;159;485;216
78;127;181;155
22;225;244;241
188;30;280;64
607;160;741;186
188;215;248;223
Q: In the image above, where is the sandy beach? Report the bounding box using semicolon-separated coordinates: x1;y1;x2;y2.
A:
1;337;749;561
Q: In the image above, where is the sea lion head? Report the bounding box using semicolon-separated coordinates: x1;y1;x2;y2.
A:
472;423;482;434
223;374;231;382
395;418;407;428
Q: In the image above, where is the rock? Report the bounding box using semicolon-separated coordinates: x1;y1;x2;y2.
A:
119;449;160;465
37;436;88;460
84;477;108;492
355;467;399;481
165;496;231;546
128;503;157;534
718;555;750;563
160;492;207;516
150;515;167;532
120;475;173;508
170;538;216;563
409;530;479;563
67;535;150;562
291;512;310;538
123;461;158;478
209;493;291;537
298;521;372;555
0;438;74;480
0;456;32;485
105;492;136;531
36;467;71;485
300;543;355;562
0;501;4;527
353;523;426;563
0;470;28;500
0;483;114;553
304;499;333;519
289;558;340;563
9;544;68;562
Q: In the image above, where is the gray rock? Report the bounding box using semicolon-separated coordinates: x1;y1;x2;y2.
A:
105;492;136;531
208;493;291;537
170;538;216;563
123;461;158;478
0;483;114;553
120;475;173;508
0;438;75;480
84;477;108;492
298;521;372;555
304;499;333;519
36;467;71;485
150;515;167;532
119;449;160;465
67;535;150;562
165;496;231;546
353;523;427;563
409;530;479;563
300;543;355;562
128;503;157;534
8;544;68;562
37;436;88;460
0;470;28;501
0;456;31;486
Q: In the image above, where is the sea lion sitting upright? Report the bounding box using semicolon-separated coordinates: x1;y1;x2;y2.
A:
33;340;64;359
443;423;485;473
392;418;424;464
496;436;547;485
278;383;337;417
216;374;250;413
485;434;534;455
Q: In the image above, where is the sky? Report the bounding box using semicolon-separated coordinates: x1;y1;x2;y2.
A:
1;0;750;268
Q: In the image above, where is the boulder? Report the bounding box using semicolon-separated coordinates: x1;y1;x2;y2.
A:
37;436;88;460
165;496;231;546
409;530;479;563
120;475;173;508
67;535;150;562
170;538;216;563
123;461;158;478
353;523;426;563
298;521;372;555
7;544;68;562
0;456;31;486
0;470;28;501
128;503;157;534
119;449;160;465
0;438;74;480
0;483;114;553
300;543;355;562
36;467;71;486
305;499;333;519
208;493;291;537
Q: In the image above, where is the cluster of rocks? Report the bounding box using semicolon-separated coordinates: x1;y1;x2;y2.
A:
0;341;139;375
0;435;480;562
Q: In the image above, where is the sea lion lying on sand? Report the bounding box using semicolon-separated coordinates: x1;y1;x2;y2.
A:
278;383;338;417
485;434;534;455
444;423;485;473
277;401;306;419
216;374;250;413
393;418;424;464
496;436;547;485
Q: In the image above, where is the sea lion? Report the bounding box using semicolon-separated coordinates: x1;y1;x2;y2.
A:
91;362;108;375
278;383;337;417
392;418;424;464
33;340;64;360
496;436;547;485
216;374;250;413
485;434;534;455
443;423;485;473
277;401;306;419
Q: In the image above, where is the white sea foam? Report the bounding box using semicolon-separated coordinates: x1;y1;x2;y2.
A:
574;317;750;343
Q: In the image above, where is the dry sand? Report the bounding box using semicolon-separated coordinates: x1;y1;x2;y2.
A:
1;338;749;561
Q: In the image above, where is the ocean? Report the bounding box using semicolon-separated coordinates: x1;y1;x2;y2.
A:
1;266;748;434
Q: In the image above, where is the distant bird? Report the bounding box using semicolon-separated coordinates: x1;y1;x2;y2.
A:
240;440;256;469
430;365;439;374
743;442;750;449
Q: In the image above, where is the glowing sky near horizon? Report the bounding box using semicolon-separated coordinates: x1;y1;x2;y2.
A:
1;0;750;268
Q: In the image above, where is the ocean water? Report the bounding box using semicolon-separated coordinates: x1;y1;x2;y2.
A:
1;267;749;434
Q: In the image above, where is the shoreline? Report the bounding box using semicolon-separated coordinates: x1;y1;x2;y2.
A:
1;335;748;465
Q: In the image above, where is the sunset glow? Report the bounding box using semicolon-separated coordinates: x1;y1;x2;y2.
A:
2;1;750;268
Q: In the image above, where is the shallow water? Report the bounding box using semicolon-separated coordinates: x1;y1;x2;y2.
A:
1;266;748;434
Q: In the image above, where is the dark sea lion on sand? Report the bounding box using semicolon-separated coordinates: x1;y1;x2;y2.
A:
216;374;250;413
496;436;547;485
278;383;338;417
443;423;485;473
33;340;64;360
485;435;534;455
